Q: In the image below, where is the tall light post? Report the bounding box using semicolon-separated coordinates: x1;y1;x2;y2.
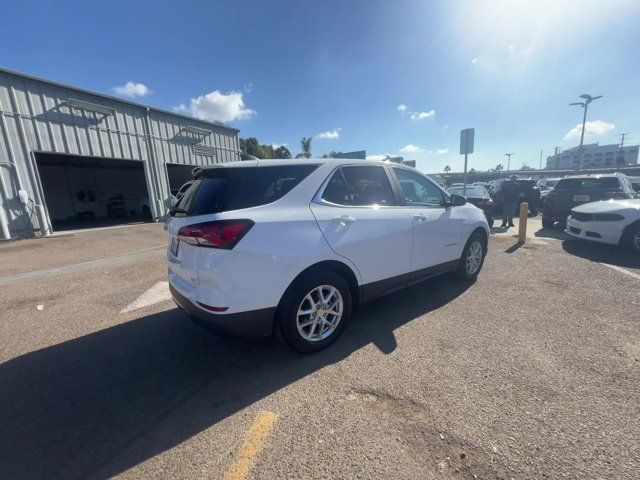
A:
570;93;602;170
505;152;514;172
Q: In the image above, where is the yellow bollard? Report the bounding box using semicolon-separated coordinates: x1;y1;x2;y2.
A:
518;202;528;243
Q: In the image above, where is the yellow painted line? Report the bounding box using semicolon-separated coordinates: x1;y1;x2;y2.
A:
224;411;279;480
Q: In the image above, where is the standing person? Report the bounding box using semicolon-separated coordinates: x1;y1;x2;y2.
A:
500;175;520;228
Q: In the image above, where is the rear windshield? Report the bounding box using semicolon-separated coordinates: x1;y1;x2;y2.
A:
176;164;318;216
447;186;487;197
555;177;620;190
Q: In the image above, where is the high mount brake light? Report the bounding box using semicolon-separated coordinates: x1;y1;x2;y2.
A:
177;220;254;249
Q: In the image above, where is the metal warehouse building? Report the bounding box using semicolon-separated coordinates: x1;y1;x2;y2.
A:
0;67;240;240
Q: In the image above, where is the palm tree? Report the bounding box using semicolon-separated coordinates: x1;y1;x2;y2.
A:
300;137;312;159
495;164;504;171
444;165;451;173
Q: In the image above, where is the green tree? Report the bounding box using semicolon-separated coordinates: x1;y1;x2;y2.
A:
520;164;530;171
300;137;312;159
469;168;476;174
444;165;451;173
495;164;504;171
257;144;275;159
274;145;292;159
240;137;260;157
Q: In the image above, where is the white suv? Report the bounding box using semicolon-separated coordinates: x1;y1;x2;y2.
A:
166;159;489;352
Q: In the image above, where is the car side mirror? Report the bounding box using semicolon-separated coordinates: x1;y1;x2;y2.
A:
450;194;467;206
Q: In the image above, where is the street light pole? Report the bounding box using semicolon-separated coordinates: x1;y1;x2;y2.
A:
570;94;602;171
505;152;514;172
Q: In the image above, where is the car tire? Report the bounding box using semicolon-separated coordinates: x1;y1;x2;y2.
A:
542;216;555;229
276;271;352;353
455;232;486;281
621;222;640;254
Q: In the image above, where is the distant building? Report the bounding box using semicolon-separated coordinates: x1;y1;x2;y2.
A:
334;150;366;159
546;143;639;169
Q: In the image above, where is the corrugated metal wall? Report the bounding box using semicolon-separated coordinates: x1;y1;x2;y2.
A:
0;68;240;239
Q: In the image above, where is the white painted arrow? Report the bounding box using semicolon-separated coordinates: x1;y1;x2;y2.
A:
120;281;172;313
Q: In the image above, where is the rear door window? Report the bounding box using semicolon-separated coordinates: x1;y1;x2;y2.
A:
176;164;318;216
340;166;396;206
321;169;351;205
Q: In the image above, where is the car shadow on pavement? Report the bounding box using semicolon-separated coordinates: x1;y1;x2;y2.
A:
562;239;640;269
534;227;569;241
0;275;473;479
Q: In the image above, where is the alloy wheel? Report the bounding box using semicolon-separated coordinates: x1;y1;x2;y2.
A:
296;285;343;342
465;241;483;275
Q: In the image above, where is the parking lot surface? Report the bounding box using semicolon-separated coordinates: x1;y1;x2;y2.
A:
1;222;639;479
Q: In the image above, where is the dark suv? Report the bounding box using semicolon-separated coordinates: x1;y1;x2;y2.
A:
542;173;637;228
489;179;541;216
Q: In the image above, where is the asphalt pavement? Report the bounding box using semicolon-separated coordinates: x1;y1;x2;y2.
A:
0;222;639;479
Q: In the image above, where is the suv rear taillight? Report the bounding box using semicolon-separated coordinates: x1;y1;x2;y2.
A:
178;220;254;249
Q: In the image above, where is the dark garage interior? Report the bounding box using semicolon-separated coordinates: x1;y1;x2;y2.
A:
35;153;151;231
166;163;197;194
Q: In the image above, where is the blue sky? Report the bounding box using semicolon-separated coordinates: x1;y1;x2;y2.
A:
2;0;639;173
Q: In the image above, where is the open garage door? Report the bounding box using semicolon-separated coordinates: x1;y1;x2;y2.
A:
35;153;151;232
166;163;197;196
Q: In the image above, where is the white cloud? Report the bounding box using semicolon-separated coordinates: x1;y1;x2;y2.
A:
564;120;615;140
244;83;254;92
271;143;288;149
316;128;341;140
443;124;449;130
175;90;255;122
410;109;436;121
471;57;478;64
397;104;407;112
112;81;150;98
399;144;422;154
436;148;449;154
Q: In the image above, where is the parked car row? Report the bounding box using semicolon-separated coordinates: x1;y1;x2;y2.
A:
542;173;637;228
444;178;541;227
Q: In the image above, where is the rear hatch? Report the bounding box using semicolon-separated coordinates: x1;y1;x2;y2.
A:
545;177;627;212
165;163;318;287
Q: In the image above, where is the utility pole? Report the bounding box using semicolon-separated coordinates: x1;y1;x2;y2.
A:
620;133;628;148
505;152;514;172
539;149;543;171
617;133;629;170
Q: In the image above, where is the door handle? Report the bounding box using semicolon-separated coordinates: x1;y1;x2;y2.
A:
413;213;427;222
331;215;356;225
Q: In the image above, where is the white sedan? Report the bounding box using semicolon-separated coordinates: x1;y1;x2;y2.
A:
565;199;640;252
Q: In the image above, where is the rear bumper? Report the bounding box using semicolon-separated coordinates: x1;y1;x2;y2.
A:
170;283;275;338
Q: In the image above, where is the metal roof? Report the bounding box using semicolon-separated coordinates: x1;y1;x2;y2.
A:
0;66;240;132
